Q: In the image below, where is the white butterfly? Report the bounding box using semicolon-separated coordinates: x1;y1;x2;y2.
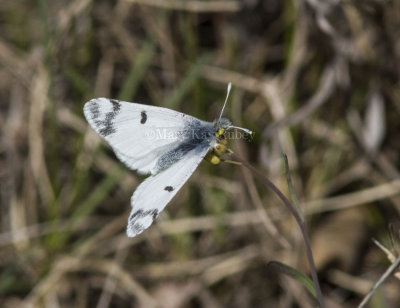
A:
83;83;252;237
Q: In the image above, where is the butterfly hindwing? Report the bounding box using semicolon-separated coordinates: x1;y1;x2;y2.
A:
126;146;210;237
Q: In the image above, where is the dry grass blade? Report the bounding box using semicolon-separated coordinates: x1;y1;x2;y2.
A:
96;240;130;308
123;0;241;12
57;0;92;30
202;65;261;93
201;245;260;285
133;245;260;282
264;64;336;138
0;38;30;86
305;180;400;214
28;65;55;206
25;256;160;308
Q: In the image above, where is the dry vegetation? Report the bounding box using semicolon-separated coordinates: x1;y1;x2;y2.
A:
1;0;400;307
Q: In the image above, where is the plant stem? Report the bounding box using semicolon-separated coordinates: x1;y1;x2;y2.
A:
230;153;325;308
358;255;400;308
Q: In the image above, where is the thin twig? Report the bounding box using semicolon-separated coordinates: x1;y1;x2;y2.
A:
358;256;400;308
229;153;325;308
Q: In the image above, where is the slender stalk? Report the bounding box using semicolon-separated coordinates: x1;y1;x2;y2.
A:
358;256;400;308
229;153;325;308
283;154;304;222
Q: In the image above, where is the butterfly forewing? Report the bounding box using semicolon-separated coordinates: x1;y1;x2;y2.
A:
83;98;201;174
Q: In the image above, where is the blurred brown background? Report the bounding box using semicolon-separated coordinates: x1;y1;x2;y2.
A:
1;0;400;307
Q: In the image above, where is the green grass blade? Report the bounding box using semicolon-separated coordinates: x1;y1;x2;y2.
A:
283;153;304;221
118;39;156;101
268;261;317;299
162;57;207;109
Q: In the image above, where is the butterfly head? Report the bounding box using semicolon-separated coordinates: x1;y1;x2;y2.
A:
214;117;253;139
208;118;253;165
215;117;231;137
205;83;253;165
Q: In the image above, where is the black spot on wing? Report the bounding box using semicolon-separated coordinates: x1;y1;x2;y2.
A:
164;186;174;192
128;209;159;235
140;111;147;124
88;101;100;120
95;99;121;136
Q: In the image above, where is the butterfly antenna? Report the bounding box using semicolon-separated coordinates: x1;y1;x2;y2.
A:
228;125;253;135
218;82;232;123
